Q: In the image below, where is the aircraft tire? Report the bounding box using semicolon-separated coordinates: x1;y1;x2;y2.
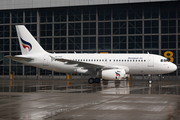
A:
88;78;94;84
94;78;100;83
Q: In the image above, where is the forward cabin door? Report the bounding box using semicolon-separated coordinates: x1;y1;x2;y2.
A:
43;55;49;66
148;55;154;67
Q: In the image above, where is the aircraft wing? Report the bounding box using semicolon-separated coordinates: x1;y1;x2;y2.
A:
55;58;104;70
5;55;33;62
54;57;124;71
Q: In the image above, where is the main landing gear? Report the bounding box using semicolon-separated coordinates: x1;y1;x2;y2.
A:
88;78;100;84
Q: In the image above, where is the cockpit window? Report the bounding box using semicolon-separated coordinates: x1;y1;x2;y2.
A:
160;59;169;62
165;59;169;62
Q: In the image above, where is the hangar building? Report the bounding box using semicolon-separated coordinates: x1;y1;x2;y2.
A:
0;0;179;80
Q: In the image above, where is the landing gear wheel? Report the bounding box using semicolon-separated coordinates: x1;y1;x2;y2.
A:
88;78;94;84
94;78;100;83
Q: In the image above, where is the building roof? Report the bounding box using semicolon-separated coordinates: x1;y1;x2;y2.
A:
0;0;174;10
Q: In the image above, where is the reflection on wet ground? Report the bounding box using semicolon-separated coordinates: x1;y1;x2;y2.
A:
0;80;180;120
0;80;180;95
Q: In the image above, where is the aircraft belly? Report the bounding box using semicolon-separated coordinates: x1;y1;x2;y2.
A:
52;62;76;73
128;66;143;74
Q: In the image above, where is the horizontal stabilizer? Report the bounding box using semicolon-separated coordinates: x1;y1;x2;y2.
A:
5;55;33;61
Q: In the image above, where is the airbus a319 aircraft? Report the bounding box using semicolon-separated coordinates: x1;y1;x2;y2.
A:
5;25;177;84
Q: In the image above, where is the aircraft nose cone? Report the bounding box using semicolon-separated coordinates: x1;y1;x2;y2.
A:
171;63;177;72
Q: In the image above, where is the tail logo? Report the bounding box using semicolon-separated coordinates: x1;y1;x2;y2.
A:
20;37;32;51
115;72;120;77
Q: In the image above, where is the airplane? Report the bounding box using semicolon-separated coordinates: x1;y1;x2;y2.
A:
5;25;177;84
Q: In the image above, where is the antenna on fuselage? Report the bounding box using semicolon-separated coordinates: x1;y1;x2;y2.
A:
74;51;76;54
147;52;149;54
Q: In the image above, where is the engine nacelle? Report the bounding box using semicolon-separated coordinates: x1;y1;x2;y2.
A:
100;69;126;80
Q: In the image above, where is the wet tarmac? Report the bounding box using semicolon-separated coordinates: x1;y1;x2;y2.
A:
0;80;180;95
0;79;180;120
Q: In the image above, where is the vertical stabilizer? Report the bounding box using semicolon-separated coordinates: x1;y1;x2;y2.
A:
16;25;46;55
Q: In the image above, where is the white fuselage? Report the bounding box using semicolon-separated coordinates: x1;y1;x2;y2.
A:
16;53;177;75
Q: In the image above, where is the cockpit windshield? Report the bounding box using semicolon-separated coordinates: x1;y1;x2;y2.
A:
160;59;169;62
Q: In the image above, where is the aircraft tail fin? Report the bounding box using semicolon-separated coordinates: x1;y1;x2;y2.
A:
16;25;46;55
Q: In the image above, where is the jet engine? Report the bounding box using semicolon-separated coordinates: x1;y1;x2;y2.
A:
97;69;127;80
